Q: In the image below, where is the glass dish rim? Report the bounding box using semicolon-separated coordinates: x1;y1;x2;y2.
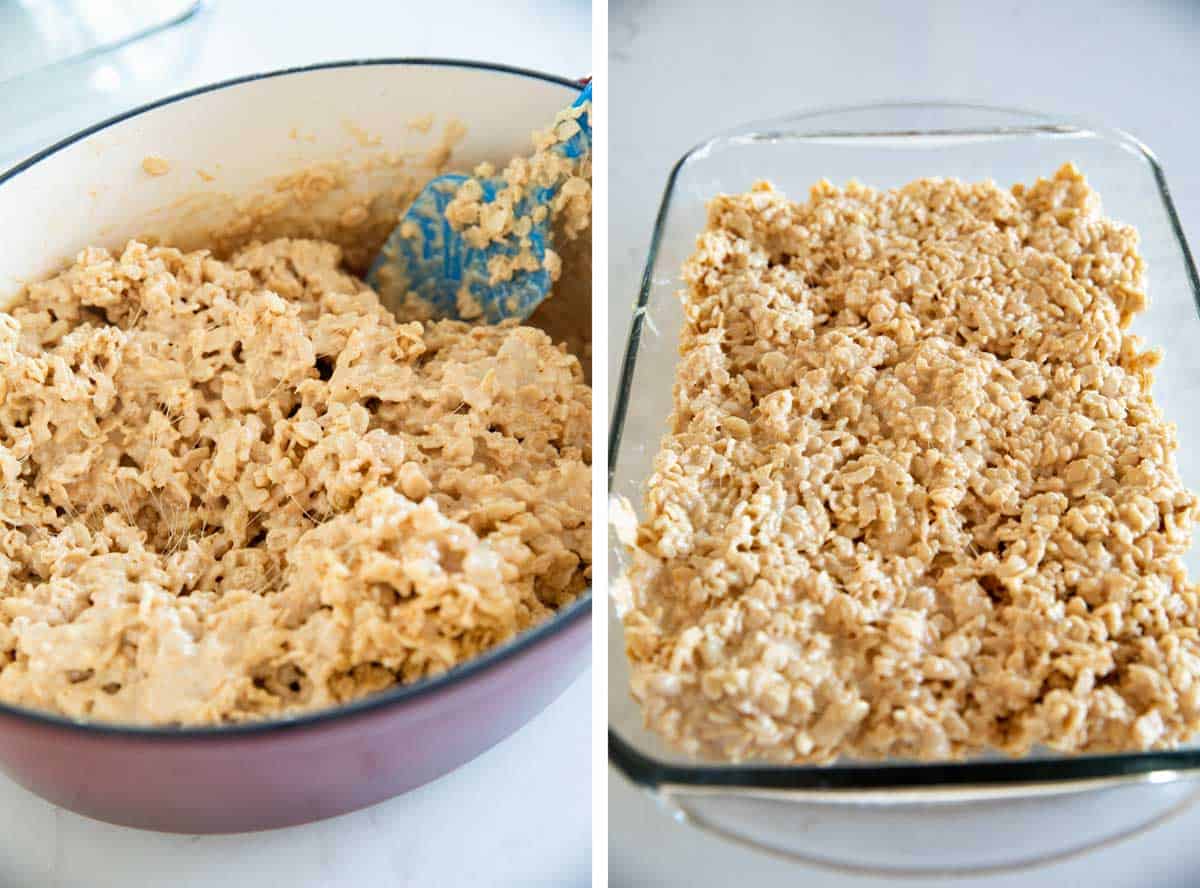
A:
0;0;205;89
608;100;1200;794
0;56;591;740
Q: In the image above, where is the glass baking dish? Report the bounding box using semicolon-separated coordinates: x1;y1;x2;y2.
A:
0;0;207;169
608;103;1200;875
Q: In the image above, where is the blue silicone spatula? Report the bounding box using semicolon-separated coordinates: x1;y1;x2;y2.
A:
368;81;591;324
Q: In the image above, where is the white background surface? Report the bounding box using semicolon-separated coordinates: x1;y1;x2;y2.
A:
609;1;1200;886
0;2;591;886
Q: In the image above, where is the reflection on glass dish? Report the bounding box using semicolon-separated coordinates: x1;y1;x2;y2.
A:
0;0;206;167
608;102;1200;875
0;0;203;82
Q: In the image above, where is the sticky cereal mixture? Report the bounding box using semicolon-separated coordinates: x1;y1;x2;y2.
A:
616;164;1200;763
443;100;592;289
0;238;590;724
141;155;170;177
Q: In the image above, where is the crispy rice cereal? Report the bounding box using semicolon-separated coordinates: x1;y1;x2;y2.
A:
375;100;592;323
616;164;1200;762
444;100;592;285
0;237;590;724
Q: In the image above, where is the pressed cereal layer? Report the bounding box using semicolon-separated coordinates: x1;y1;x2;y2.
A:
616;164;1200;762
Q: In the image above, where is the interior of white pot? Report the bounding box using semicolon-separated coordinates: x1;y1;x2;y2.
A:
0;62;588;315
0;61;593;728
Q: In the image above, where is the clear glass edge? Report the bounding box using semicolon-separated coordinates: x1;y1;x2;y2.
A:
0;0;206;89
607;101;1200;795
660;782;1200;878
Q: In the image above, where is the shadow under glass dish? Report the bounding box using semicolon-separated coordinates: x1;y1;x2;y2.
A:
608;102;1200;875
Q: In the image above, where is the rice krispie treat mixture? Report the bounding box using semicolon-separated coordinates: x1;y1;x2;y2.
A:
444;100;591;278
0;235;590;725
375;100;592;323
616;164;1200;763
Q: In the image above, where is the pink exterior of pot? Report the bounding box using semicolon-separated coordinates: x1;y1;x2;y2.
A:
0;601;588;833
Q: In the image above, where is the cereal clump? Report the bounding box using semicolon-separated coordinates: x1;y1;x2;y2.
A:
617;164;1200;762
0;238;590;724
443;99;592;286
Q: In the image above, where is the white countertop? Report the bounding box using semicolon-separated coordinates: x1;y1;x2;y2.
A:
609;1;1200;885
0;2;591;886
